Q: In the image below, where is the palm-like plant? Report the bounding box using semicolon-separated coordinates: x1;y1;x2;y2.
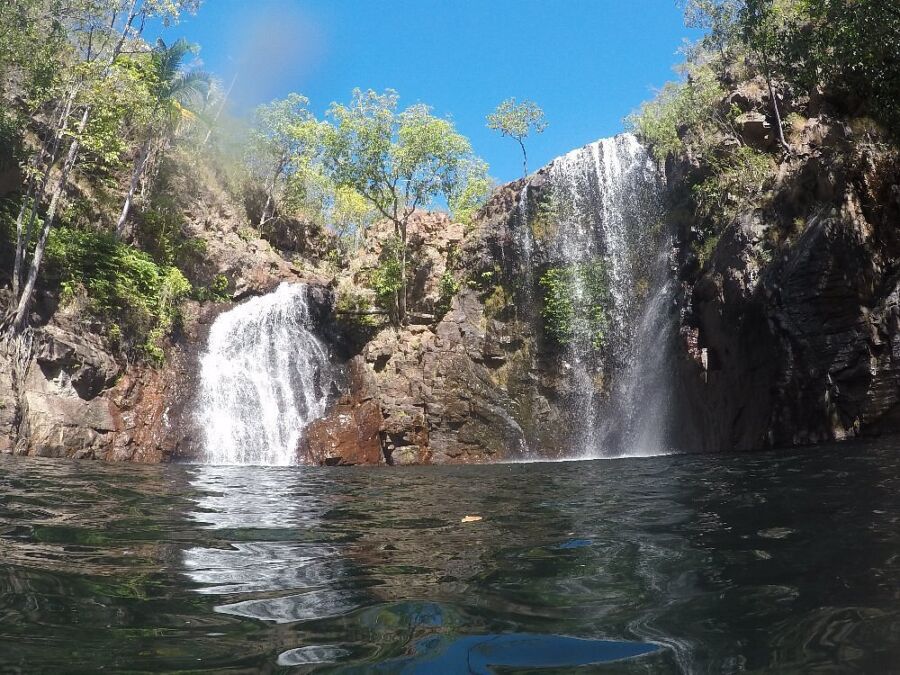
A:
115;38;210;238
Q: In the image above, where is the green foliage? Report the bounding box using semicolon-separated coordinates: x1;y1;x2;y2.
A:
44;227;191;363
237;226;257;241
193;273;230;303
325;88;484;321
486;97;548;175
248;93;326;218
482;283;512;318
681;0;900;135
435;271;460;317
331;184;376;252
325;245;344;271
529;189;560;241
626;63;726;161
146;38;210;127
692;145;771;220
539;260;611;349
325;89;477;221
486;98;548;141
695;231;722;267
0;0;69;105
448;158;492;225
335;286;379;328
137;197;199;265
368;236;405;311
800;0;900;134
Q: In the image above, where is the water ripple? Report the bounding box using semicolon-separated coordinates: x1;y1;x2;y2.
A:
0;441;898;671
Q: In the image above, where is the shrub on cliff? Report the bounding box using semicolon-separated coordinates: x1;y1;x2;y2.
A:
627;63;727;161
677;0;899;137
539;260;611;350
324;88;486;324
45;227;190;363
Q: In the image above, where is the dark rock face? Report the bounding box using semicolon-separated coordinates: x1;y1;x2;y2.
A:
671;116;900;451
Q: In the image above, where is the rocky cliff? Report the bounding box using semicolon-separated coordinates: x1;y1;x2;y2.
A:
0;150;334;462
302;84;900;464
669;83;900;451
3;83;899;465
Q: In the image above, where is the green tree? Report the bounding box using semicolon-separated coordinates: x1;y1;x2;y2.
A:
6;0;200;335
324;89;480;323
448;158;492;226
0;0;68;109
486;97;547;177
682;0;743;63
331;185;376;254
247;93;324;229
741;0;803;151
115;38;210;238
800;0;900;133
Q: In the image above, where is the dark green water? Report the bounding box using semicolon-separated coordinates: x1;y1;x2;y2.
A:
1;440;899;673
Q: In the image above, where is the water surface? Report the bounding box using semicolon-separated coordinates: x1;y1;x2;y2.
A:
1;439;899;672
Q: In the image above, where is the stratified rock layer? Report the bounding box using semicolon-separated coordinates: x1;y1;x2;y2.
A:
672;118;900;450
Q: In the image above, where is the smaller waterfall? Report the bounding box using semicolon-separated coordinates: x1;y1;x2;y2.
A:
196;283;331;466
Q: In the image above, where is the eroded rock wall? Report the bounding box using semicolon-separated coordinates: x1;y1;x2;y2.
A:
670;101;900;451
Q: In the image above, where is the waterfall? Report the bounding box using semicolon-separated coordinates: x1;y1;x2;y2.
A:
538;133;672;458
196;283;331;466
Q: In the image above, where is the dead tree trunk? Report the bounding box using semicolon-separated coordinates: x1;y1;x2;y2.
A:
115;135;152;238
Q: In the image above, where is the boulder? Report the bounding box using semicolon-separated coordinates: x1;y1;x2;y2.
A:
735;111;774;150
302;398;384;466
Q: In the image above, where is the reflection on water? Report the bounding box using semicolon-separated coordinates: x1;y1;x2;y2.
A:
1;439;899;672
184;466;362;625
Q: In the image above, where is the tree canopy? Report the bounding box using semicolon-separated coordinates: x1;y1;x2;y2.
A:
487;98;548;177
324;88;483;321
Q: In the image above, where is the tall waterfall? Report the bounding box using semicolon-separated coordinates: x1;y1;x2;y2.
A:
538;134;672;458
196;283;331;466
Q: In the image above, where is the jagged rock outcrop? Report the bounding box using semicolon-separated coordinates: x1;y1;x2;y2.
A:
302;356;383;465
301;189;588;465
669;95;900;451
302;289;535;465
1;301;204;462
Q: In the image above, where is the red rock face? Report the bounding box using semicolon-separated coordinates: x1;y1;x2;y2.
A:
301;398;384;466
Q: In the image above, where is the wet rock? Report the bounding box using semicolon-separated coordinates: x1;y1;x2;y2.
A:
672;112;900;451
301;399;384;466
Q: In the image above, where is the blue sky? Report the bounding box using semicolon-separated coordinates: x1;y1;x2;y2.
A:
157;1;700;183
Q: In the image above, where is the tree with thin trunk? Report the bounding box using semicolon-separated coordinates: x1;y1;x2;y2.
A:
324;89;480;324
741;0;793;152
115;37;210;239
682;0;793;152
5;0;200;335
487;98;548;178
247;93;322;230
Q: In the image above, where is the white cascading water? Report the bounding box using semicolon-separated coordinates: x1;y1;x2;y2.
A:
196;283;330;465
539;133;672;458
